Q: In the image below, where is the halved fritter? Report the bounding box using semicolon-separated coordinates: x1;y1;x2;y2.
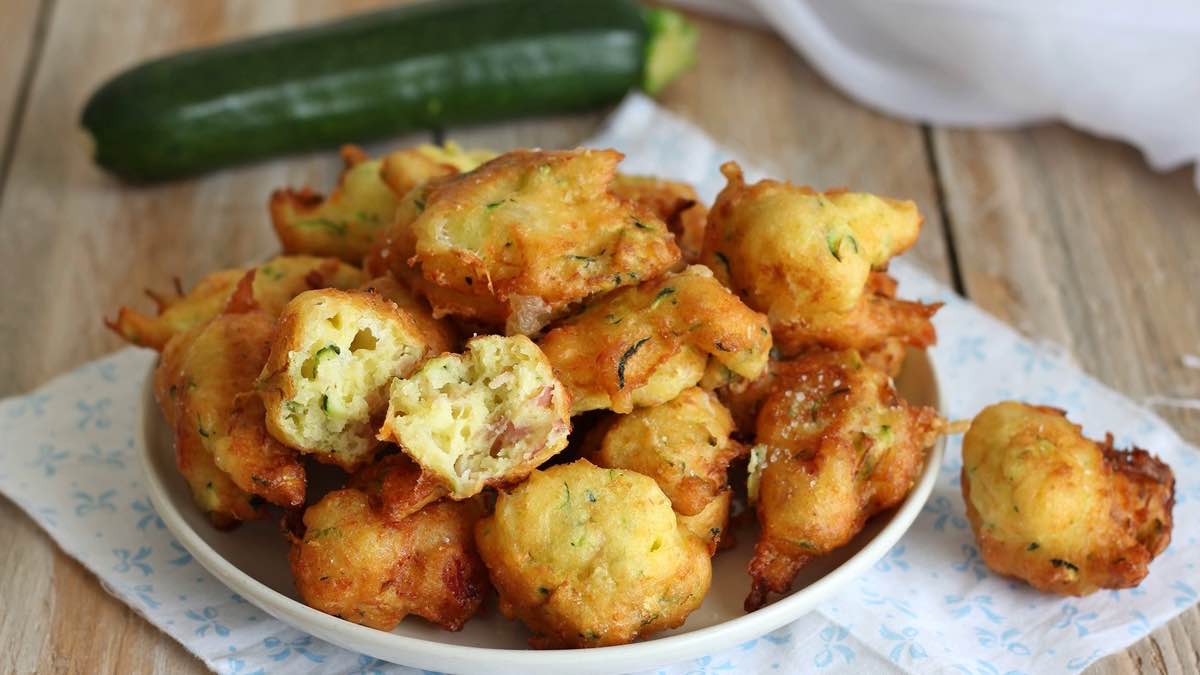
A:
271;143;495;264
407;148;681;333
259;289;450;471
378;335;571;499
962;402;1174;596
290;488;488;631
475;460;711;648
584;387;744;555
109;255;366;350
746;349;943;610
538;265;771;413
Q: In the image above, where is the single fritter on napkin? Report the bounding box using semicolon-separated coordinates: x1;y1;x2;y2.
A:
962;401;1175;596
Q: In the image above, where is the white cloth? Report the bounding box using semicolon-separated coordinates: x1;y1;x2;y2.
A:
675;0;1200;189
0;96;1197;674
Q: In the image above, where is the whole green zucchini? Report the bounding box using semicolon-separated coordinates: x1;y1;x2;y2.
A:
81;0;696;181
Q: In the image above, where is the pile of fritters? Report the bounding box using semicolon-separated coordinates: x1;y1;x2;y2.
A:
111;141;1172;648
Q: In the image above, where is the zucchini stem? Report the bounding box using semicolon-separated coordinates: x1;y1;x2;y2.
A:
641;7;698;94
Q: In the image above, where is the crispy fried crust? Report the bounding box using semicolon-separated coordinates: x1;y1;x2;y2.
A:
108;256;367;350
290;488;487;631
745;350;942;610
153;272;306;524
408;149;681;332
259;289;443;471
379;142;497;198
538;265;772;413
357;275;458;354
611;174;708;264
475;460;711;648
961;402;1174;596
346;453;447;523
771;272;941;358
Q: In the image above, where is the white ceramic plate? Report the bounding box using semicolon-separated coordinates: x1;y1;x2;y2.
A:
140;351;943;675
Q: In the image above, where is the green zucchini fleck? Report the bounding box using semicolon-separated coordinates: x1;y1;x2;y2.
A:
617;337;651;389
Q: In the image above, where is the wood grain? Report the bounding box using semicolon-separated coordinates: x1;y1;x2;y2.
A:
0;1;413;673
0;1;1195;672
932;123;1200;674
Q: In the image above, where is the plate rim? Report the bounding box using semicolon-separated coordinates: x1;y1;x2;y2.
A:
139;354;944;674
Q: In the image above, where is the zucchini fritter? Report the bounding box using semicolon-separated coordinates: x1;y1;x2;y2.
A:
154;272;306;525
475;460;711;648
701;163;937;360
290;487;487;631
538;265;771;413
378;335;572;499
109;255;366;350
271;143;494;264
407;149;681;334
584;387;744;553
745;349;942;610
962;402;1174;596
259;288;451;471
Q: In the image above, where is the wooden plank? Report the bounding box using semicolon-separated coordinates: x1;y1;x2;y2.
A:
0;2;419;673
932;124;1200;674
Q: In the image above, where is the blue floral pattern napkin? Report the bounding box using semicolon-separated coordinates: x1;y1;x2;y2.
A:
0;95;1196;674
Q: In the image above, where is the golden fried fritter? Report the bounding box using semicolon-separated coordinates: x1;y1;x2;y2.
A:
746;349;942;610
259;289;450;472
538;265;771;413
584;387;744;554
700;163;935;360
154;273;306;524
378;335;572;499
271;144;494;264
109;255;366;350
611;174;708;264
290;488;487;631
703;162;921;316
962;402;1174;596
407;149;681;333
475;460;711;648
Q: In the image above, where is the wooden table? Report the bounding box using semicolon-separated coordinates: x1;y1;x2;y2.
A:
1;2;1196;672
